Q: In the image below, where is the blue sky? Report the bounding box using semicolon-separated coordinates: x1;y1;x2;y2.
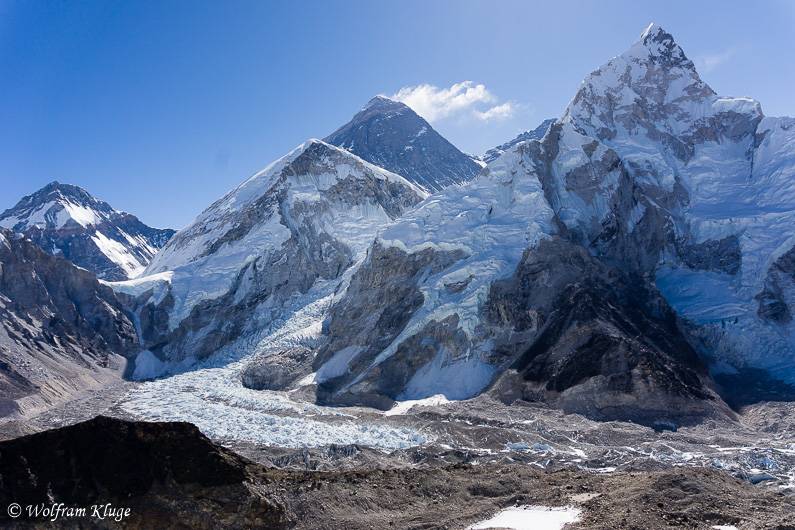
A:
2;1;793;229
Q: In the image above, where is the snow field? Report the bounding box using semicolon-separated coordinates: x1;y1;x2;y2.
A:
468;505;581;530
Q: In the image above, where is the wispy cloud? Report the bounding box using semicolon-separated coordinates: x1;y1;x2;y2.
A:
475;102;517;121
694;47;737;74
390;81;516;123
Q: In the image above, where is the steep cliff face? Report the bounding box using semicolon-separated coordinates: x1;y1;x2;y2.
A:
307;24;795;418
480;238;724;423
554;25;795;376
0;182;175;281
113;140;426;377
0;229;138;418
324;96;483;192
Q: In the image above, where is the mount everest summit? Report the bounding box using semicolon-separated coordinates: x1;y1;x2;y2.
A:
324;95;483;192
2;24;795;427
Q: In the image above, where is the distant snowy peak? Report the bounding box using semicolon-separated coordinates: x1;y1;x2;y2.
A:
482;118;555;164
362;94;405;113
0;182;175;281
324;95;482;193
633;22;687;61
561;22;759;150
1;181;112;232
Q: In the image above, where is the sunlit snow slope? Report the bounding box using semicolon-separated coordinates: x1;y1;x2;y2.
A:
113;139;426;378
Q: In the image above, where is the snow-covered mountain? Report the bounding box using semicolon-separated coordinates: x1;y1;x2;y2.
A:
113;139;426;378
324;95;483;193
555;24;795;376
0;182;175;281
27;23;789;426
301;23;795;421
482;118;555;164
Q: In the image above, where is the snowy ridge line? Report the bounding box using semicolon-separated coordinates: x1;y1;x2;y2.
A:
131;138;426;340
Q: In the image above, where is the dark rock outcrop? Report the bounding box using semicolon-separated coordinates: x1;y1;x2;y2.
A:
756;244;795;325
480;238;725;424
0;229;138;418
312;242;467;409
242;347;314;390
0;416;284;528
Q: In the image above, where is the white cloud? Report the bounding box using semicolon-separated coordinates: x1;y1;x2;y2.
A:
694;47;736;74
474;102;517;121
390;81;515;123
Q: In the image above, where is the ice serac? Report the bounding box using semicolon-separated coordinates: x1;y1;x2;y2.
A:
482;118;555;164
117;140;426;376
324;95;483;193
310;23;795;420
0;229;138;419
0;182;175;281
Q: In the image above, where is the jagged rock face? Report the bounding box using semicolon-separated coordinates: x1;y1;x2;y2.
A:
313;242;468;409
536;25;763;276
311;235;722;421
0;229;138;418
324;96;483;192
756;244;795;325
480;238;722;423
0;416;284;528
0;182;175;281
556;26;795;376
482;118;555;164
115;140;426;376
241;347;313;391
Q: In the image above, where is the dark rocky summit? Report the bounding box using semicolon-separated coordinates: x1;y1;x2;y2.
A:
324;95;482;192
0;182;175;281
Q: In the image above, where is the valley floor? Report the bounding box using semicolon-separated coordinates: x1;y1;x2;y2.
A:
2;396;795;529
3;282;795;527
